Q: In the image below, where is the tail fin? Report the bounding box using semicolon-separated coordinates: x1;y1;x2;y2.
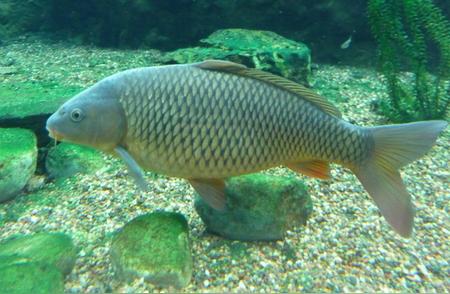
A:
353;120;447;237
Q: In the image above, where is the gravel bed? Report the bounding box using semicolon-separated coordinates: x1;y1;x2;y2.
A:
0;36;449;293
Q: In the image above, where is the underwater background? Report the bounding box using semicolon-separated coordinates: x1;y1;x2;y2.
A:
0;0;449;293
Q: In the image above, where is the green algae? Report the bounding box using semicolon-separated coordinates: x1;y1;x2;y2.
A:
0;81;81;119
0;259;64;294
202;29;306;51
195;173;312;241
0;128;37;202
0;232;77;276
164;28;311;85
110;211;193;288
45;143;106;180
0;127;36;159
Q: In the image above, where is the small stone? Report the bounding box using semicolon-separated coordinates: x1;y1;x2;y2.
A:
195;173;313;241
0;66;18;75
0;232;78;276
0;128;37;202
110;211;193;288
0;57;15;66
25;175;47;192
347;275;357;285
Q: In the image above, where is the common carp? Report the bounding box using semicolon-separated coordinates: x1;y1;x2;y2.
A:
46;60;447;237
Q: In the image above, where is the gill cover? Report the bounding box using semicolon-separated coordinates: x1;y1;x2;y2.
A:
46;80;127;151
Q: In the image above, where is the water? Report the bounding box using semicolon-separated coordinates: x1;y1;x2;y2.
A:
0;1;449;292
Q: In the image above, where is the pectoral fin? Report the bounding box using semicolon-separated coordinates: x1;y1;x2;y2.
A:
189;178;227;211
286;160;331;179
115;146;148;191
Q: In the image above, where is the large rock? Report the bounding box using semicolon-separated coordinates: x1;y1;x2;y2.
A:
164;29;311;85
110;212;193;288
45;143;106;180
0;256;64;294
0;81;82;146
195;174;313;241
0;232;77;276
0;128;37;202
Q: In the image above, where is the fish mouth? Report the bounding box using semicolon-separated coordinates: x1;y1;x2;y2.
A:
47;127;64;141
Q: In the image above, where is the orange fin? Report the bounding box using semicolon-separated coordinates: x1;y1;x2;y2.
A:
189;178;227;211
286;160;331;179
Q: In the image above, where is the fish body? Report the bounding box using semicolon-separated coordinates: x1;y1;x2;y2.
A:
46;60;447;237
113;64;368;179
340;35;352;49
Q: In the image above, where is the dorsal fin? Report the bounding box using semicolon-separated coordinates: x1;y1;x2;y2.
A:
194;60;342;118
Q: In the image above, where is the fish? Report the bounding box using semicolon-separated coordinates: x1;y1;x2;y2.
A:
340;35;352;49
46;60;447;237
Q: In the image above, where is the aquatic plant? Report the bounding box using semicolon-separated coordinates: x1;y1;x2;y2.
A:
368;0;450;122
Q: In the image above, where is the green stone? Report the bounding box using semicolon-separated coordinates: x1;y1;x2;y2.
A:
0;232;77;276
0;80;81;120
164;47;234;65
45;143;106;179
195;173;313;241
0;257;64;294
0;128;37;202
110;211;193;288
164;28;311;85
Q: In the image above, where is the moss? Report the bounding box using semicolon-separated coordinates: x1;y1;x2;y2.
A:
164;47;235;64
201;29;305;51
0;81;82;119
0;232;77;276
0;258;64;294
45;143;106;179
0;128;36;159
165;29;311;85
194;173;312;241
110;211;192;288
0;128;38;202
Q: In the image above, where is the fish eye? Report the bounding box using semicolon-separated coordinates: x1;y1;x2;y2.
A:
70;108;84;122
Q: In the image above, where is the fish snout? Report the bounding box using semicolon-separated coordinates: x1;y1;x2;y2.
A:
46;113;64;141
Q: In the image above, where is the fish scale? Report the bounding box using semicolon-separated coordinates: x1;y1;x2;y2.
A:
116;64;368;179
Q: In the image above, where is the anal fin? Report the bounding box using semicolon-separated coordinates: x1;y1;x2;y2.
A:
189;178;227;211
286;160;331;179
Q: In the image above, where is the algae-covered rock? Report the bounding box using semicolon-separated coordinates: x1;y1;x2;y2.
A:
0;256;64;294
45;143;106;179
0;80;82;147
0;128;37;202
195;174;313;241
164;29;311;85
110;212;193;288
0;232;77;276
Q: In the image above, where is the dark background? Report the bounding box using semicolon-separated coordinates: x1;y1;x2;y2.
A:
1;0;449;64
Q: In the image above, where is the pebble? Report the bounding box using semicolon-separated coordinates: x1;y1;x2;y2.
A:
0;66;18;75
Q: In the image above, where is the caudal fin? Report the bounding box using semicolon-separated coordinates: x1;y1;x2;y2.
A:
353;120;447;237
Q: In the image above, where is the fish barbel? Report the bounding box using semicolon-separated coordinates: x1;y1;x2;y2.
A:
46;60;447;237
